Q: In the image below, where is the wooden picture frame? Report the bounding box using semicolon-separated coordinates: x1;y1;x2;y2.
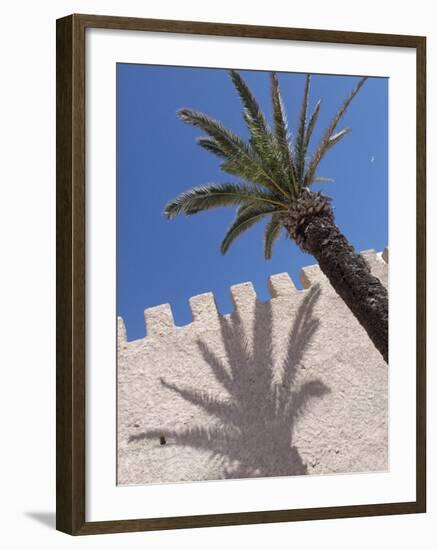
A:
56;13;426;535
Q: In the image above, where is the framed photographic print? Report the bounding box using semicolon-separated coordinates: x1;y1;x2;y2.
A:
56;14;426;535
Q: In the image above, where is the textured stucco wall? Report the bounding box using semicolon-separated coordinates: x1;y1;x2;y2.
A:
117;249;388;485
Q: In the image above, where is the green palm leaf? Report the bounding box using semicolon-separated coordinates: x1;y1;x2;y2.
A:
197;135;273;190
164;183;284;219
196;137;228;159
180;109;287;196
327;128;352;148
179;108;252;163
230;70;290;197
221;204;283;254
311;176;335;184
304;77;367;185
264;215;283;259
270;72;298;196
295;75;311;182
303;99;321;156
229;69;269;145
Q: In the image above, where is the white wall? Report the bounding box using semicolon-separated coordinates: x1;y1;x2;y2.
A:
0;0;434;547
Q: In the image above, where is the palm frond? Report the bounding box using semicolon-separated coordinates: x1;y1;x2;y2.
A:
180;109;288;197
304;77;367;185
311;176;335;184
229;69;269;142
327;127;351;148
270;72;298;196
303;99;321;155
196;136;228;158
326;77;367;136
164;182;284;219
229;69;270;156
230;70;290;196
295;75;311;182
220;203;283;254
264;215;283;259
179;108;252;163
236;202;259;217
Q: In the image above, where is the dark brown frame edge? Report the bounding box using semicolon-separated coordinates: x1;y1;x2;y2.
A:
56;13;426;536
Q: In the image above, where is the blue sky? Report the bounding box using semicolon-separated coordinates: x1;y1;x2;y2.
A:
117;64;388;341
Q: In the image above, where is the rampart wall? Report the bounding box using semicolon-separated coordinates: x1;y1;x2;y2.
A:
117;249;388;485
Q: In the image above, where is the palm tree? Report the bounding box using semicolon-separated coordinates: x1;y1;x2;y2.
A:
164;71;388;363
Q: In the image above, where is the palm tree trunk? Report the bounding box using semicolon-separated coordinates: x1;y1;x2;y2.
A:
297;211;388;363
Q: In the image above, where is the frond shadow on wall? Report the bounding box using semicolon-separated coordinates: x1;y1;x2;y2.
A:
129;284;330;480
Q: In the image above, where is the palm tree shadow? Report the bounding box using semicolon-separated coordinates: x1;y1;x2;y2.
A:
129;285;330;480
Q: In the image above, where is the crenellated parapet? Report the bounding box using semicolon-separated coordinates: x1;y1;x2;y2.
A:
117;248;388;486
118;248;388;344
